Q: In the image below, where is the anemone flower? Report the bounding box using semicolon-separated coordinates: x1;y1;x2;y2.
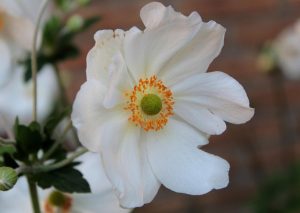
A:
72;2;254;208
274;19;300;79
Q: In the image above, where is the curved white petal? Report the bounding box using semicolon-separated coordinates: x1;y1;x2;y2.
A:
146;118;229;195
0;65;58;127
86;30;125;83
0;37;11;87
100;124;160;208
72;79;128;152
124;6;202;82
161;21;225;84
3;12;35;51
103;51;133;109
140;2;167;30
0;0;53;23
73;153;131;213
172;71;254;125
174;102;226;135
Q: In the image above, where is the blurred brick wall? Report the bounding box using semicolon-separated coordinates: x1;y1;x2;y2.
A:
61;0;300;212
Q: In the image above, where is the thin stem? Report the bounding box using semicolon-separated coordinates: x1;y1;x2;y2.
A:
53;65;80;149
31;0;50;121
54;65;68;107
41;120;73;161
40;148;88;172
26;176;41;213
19;148;88;175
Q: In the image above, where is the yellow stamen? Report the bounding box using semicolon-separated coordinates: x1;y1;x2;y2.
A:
125;76;174;131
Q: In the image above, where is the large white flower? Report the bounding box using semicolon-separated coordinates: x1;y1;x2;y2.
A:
72;2;254;208
273;19;300;79
0;153;131;213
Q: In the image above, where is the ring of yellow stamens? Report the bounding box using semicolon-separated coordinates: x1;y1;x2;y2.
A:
125;76;174;131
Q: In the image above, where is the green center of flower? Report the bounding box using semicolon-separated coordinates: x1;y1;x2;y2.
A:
48;191;67;207
140;94;162;115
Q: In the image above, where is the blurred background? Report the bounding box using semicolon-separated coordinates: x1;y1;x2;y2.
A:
59;0;300;212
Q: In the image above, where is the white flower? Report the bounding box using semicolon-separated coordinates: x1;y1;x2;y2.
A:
0;153;131;213
0;0;57;133
0;0;35;87
0;65;59;129
71;2;254;208
273;19;300;79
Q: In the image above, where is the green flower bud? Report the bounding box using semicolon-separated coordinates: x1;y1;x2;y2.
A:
66;15;84;32
48;190;67;207
0;167;18;191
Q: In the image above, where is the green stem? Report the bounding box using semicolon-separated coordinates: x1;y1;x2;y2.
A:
53;65;79;148
19;148;88;175
41;120;72;161
40;148;88;172
53;65;69;107
31;0;51;121
26;176;41;213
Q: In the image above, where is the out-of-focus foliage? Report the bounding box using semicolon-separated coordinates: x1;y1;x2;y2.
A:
252;163;300;213
19;0;99;82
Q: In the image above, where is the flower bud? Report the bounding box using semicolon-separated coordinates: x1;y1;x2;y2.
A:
0;167;18;191
66;15;84;32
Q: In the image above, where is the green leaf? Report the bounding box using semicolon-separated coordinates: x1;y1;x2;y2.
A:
15;122;43;155
13;117;19;137
35;166;90;193
0;142;16;156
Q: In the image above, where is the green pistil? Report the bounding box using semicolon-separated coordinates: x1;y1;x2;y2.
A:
48;191;66;207
141;94;162;115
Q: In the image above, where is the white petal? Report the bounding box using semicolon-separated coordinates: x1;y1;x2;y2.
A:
140;2;166;29
161;21;225;84
0;37;12;87
72;153;131;213
103;51;133;109
146;118;229;195
72;193;131;213
100;124;160;208
172;71;254;125
4;13;35;51
71;79;128;152
124;8;202;82
86;30;125;84
0;0;53;23
174;102;226;135
0;65;58;126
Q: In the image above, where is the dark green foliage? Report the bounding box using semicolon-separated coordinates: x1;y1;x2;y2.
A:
21;15;100;82
252;163;300;213
34;165;90;193
15;122;43;155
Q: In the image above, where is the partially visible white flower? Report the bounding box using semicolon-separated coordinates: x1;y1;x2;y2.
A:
72;2;254;208
0;64;59;129
0;0;52;88
0;153;131;213
273;19;300;79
